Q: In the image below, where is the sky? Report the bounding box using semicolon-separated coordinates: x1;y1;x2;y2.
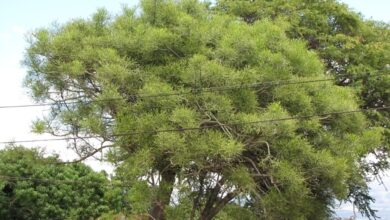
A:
0;0;389;219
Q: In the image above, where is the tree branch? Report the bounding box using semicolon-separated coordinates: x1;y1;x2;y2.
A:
57;144;113;164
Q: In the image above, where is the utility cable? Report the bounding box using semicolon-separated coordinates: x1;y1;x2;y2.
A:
0;106;388;145
0;72;387;109
1;106;389;186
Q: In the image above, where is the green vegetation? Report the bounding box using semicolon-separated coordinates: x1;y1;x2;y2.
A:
20;0;389;219
0;146;109;220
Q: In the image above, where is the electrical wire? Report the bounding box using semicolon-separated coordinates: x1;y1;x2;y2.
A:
0;72;387;109
0;106;388;145
1;105;389;186
0;106;389;186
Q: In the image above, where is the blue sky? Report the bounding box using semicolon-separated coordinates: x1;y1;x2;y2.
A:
0;1;389;219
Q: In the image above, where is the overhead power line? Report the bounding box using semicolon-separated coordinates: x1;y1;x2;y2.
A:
0;106;388;145
0;72;387;109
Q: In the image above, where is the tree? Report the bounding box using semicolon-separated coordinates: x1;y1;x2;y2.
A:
216;0;390;109
217;0;390;184
23;0;387;219
0;146;109;220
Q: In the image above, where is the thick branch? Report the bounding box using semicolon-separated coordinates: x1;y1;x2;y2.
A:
200;176;226;219
191;170;206;220
202;191;239;220
149;162;177;220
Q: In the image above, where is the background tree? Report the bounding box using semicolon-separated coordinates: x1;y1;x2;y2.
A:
216;0;390;174
216;0;390;217
24;0;387;219
216;0;390;109
0;146;110;220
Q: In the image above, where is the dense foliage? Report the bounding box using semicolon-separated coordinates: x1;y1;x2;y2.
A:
217;0;390;110
0;146;109;220
217;0;390;175
23;0;389;219
216;0;390;217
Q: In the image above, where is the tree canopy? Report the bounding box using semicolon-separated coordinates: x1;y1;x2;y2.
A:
217;0;390;109
0;146;109;220
23;0;389;219
217;0;390;174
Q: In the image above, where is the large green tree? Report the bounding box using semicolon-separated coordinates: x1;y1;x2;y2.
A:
0;146;109;220
217;0;390;176
24;0;388;219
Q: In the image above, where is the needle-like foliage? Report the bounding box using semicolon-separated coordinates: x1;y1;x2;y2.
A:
24;1;388;219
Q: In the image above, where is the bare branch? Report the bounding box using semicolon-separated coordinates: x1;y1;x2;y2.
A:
58;144;113;164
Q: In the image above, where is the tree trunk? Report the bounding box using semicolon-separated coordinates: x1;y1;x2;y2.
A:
199;192;237;220
190;171;206;220
149;167;176;220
